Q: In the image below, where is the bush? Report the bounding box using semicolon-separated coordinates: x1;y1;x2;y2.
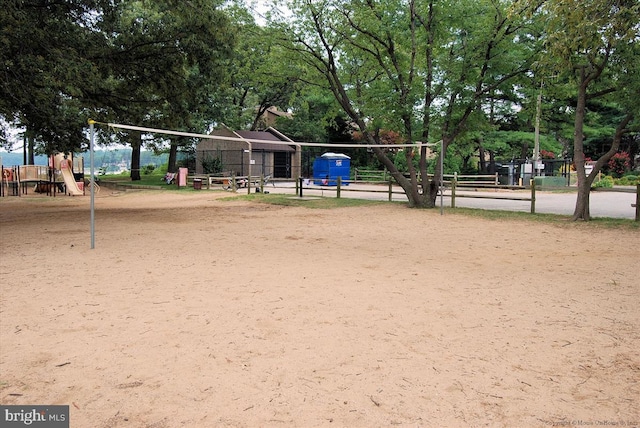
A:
607;152;631;178
540;149;555;159
593;175;614;188
201;155;223;174
143;164;156;175
615;174;639;186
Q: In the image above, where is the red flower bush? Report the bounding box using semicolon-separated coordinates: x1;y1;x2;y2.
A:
540;150;555;159
607;152;631;178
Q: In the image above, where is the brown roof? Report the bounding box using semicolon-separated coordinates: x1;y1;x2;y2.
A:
206;129;296;152
237;131;292;152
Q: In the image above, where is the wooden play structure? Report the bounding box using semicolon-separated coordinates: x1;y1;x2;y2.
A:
1;153;86;197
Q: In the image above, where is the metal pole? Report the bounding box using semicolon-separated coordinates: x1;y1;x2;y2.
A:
89;120;96;249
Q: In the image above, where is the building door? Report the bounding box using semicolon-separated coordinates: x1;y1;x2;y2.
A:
273;152;291;178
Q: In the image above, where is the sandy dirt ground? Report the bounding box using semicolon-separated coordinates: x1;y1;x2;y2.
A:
1;189;639;428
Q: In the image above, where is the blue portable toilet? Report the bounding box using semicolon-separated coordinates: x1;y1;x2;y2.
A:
313;153;351;186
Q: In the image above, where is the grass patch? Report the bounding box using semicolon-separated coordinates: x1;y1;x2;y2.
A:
241;195;638;228
231;193;385;209
99;172;168;187
448;207;638;229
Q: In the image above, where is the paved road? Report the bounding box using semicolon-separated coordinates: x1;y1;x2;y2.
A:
447;189;636;219
265;182;638;220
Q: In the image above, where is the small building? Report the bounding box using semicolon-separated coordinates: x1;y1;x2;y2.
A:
195;128;301;179
313;153;351;186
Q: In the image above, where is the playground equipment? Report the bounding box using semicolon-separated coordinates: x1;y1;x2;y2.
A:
1;152;86;197
1;164;53;196
54;153;84;196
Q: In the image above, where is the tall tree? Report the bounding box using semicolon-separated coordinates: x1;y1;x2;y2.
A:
213;11;304;131
96;0;235;179
539;0;639;220
0;0;107;156
282;0;540;207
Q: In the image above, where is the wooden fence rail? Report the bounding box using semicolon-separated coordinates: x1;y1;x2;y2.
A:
354;169;500;186
298;177;401;201
450;178;536;214
297;176;537;213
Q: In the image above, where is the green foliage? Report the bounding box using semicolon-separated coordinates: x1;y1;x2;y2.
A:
392;150;418;174
143;164;156;175
240;194;383;209
614;174;639;186
0;1;102;153
274;89;345;142
201;154;224;174
282;0;543;206
592;175;614;189
482;131;563;160
215;21;303;130
3;0;637;210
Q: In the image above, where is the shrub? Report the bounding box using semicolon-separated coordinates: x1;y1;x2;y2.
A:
593;175;614;188
607;152;631;178
615;174;639;186
201;155;223;174
143;164;156;175
540;149;555;159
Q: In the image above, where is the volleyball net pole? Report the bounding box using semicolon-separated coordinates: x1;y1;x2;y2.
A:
89;119;96;249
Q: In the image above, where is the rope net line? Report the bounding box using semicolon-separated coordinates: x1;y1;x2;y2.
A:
91;121;442;149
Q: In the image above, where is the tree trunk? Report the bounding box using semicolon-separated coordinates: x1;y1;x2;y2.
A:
575;112;634;220
168;143;178;173
371;147;434;208
478;146;486;173
24;130;35;165
520;141;529;161
23;134;27;165
130;131;142;181
489;151;496;174
572;71;590;220
28;134;34;165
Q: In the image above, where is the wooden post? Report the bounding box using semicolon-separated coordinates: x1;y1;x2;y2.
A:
635;184;639;222
451;178;456;208
530;179;536;214
298;177;303;197
388;178;393;202
337;176;341;198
